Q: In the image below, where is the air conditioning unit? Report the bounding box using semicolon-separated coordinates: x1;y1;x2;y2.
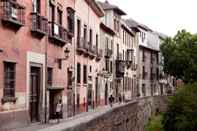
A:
11;7;18;19
53;23;59;35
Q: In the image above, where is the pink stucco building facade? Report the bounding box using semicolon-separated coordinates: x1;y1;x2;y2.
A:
0;0;76;129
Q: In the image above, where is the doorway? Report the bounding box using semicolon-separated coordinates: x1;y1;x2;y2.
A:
29;66;41;122
87;84;93;111
49;90;62;119
67;90;74;117
105;83;108;105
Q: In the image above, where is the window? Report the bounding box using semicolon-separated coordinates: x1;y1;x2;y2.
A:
4;62;16;98
77;19;81;43
89;66;92;72
142;49;145;62
49;3;55;22
117;44;119;56
150;67;153;80
156;54;159;64
156;68;159;80
67;70;72;87
142;66;146;79
33;0;40;13
114;19;116;31
57;9;62;25
151;52;153;64
77;63;81;83
106;59;109;72
123;50;125;61
83;65;87;84
106;37;109;49
117;20;120;33
123;30;125;43
84;25;87;42
47;68;53;86
95;77;99;105
96;34;98;51
110;61;113;73
89;29;92;46
142;84;146;96
141;32;146;42
67;7;75;34
58;59;62;69
111;40;113;50
77;94;80;110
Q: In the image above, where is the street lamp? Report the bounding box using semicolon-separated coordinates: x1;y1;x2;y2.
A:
55;47;70;69
0;48;3;53
56;47;70;62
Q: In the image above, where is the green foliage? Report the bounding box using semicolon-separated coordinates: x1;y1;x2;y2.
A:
145;115;164;131
162;83;197;131
160;30;197;83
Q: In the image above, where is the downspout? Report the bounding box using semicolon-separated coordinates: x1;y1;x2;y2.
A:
73;0;76;116
44;0;49;124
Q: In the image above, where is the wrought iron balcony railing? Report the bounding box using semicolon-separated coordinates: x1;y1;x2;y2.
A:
105;48;112;58
76;37;86;52
31;12;48;36
96;49;103;61
116;59;125;77
48;21;67;46
1;0;25;28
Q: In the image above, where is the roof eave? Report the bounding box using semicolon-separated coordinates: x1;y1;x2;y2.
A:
85;0;105;17
100;23;116;36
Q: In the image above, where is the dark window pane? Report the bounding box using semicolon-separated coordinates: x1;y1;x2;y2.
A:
4;62;16;98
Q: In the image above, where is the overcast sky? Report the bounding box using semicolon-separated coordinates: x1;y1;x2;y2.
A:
99;0;197;36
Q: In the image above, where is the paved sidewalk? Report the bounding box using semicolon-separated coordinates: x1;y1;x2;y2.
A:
12;103;124;131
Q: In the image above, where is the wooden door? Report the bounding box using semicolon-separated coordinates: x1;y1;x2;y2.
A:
105;83;108;105
29;67;40;122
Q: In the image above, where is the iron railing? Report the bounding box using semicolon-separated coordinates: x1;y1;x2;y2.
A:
1;0;25;27
31;12;48;35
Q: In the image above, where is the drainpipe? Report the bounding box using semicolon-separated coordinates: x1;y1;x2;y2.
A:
44;0;49;124
73;0;76;116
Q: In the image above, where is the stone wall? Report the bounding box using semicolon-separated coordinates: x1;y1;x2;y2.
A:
62;96;169;131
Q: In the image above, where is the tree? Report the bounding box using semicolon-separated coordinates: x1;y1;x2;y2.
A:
160;30;197;83
162;83;197;131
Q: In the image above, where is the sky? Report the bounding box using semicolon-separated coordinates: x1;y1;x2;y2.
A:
99;0;197;37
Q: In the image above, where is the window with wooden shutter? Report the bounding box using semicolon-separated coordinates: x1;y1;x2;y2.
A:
3;62;16;99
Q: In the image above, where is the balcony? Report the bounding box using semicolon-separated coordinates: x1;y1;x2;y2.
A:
88;44;96;59
150;73;156;81
1;0;25;29
96;49;103;61
132;64;138;71
31;12;48;37
117;53;124;61
105;48;113;58
126;49;134;68
48;21;68;47
126;49;134;62
76;37;86;53
116;59;125;77
83;40;90;56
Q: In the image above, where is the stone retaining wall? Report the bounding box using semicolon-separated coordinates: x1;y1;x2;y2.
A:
63;96;169;131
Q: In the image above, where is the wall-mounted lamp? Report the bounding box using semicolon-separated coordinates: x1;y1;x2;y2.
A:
0;48;3;53
56;48;70;61
55;48;70;69
64;47;70;59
